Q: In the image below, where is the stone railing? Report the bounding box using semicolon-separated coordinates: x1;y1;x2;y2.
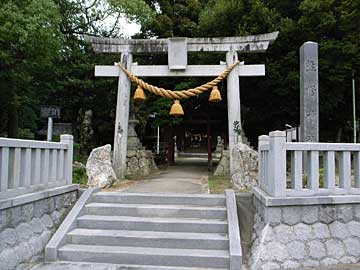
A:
258;130;360;197
0;135;73;200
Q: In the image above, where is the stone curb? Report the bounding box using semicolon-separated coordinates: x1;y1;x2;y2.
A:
45;187;100;261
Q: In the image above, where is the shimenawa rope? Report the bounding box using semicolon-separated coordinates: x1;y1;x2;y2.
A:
117;61;240;100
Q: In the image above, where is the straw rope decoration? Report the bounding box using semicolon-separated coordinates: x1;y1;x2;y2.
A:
117;61;240;100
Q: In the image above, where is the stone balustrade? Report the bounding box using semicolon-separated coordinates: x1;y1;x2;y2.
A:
258;130;360;197
0;135;73;200
251;131;360;269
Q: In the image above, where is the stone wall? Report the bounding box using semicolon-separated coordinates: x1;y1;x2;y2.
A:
0;189;77;270
250;196;360;270
126;149;158;178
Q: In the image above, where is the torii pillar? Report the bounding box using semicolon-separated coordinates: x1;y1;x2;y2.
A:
88;32;278;179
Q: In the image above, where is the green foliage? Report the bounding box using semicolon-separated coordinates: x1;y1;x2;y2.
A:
72;165;87;186
1;0;359;148
108;0;155;26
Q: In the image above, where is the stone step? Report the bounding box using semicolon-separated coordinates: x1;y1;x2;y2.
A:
77;215;228;233
58;244;230;269
67;228;229;250
85;203;227;219
31;261;229;270
93;192;226;206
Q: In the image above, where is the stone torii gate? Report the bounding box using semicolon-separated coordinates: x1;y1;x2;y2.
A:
88;32;278;179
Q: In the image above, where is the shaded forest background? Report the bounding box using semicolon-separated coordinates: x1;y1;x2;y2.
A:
0;0;359;152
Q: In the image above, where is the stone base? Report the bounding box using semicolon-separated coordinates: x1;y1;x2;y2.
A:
250;195;360;270
0;188;77;270
126;149;158;178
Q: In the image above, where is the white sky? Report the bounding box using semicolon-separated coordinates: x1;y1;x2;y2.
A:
119;17;141;37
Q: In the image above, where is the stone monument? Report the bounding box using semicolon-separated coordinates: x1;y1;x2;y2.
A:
300;41;319;142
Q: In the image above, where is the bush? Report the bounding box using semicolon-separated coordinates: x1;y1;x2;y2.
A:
73;165;87;186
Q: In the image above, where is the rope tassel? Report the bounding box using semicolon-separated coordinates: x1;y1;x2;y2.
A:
209;86;222;102
169;100;184;116
133;85;146;101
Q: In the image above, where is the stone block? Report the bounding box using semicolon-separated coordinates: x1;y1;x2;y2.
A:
302;205;319;224
336;205;353;223
16;223;32;242
293;223;312;241
265;242;288;261
308;240;326;259
343;238;360;257
33;200;48;218
70;192;77;203
0;248;19;270
286;241;305;260
54;196;64;210
281;206;302;225
29;236;43;255
40;230;52;246
46;197;55;213
30;218;45;235
7;206;22;227
281;261;301;269
353;204;360;221
340;256;358;264
0;228;18;247
263;207;281;226
21;203;34;223
40;214;54;229
274;224;294;244
311;222;330;239
0;210;7;232
347;221;360;236
325;239;345;259
319;205;336;224
14;242;32;263
320;258;338;266
51;211;62;224
302;260;320;268
329;221;350;239
261;262;280;270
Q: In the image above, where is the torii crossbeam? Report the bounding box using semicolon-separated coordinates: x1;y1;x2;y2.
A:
88;32;278;179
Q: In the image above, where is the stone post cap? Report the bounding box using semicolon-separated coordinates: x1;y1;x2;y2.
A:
60;134;73;141
258;135;270;141
269;130;286;137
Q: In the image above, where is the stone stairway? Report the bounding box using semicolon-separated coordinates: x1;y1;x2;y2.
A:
45;190;241;270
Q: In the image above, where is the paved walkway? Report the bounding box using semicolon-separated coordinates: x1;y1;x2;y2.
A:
122;157;210;194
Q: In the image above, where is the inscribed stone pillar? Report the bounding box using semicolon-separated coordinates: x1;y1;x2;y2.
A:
300;42;319;142
113;52;133;179
226;51;241;175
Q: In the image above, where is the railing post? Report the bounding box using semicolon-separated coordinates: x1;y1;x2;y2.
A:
258;135;270;192
61;135;73;185
268;131;287;197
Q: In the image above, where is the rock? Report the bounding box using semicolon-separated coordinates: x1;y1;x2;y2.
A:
231;143;258;189
86;144;116;188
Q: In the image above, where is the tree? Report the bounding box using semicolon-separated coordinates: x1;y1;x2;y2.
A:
0;0;63;137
